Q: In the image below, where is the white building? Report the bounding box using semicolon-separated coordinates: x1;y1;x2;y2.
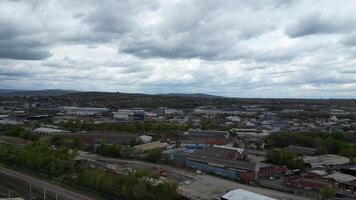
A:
139;135;153;143
221;189;276;200
33;127;69;135
112;109;144;120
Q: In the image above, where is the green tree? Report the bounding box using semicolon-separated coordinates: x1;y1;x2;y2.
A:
144;149;163;163
320;188;336;200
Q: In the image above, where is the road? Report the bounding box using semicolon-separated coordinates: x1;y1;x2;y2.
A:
0;166;94;200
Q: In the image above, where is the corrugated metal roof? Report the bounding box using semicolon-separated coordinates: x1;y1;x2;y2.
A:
222;189;276;200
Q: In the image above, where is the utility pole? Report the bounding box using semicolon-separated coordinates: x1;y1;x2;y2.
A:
43;187;46;200
55;194;58;200
29;183;32;200
8;190;10;200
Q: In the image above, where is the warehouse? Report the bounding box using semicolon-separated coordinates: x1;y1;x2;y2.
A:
185;148;258;183
303;154;350;168
134;141;169;155
340;164;356;176
60;106;109;116
221;189;275;200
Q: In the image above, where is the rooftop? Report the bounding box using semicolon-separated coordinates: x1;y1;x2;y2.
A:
134;141;169;151
222;189;276;200
186;151;257;171
303;154;350;167
326;172;356;183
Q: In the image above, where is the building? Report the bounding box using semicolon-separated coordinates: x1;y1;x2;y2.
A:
60;106;109;116
0;198;25;200
303;154;350;168
221;189;275;200
188;130;230;140
340;164;356;176
114;109;146;121
307;170;329;179
211;145;248;160
286;145;317;156
285;177;334;191
325;172;356;184
258;163;287;178
138;135;153;143
33;127;69;135
185;148;259;183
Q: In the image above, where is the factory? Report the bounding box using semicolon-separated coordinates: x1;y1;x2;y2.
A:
60;106;109;116
221;189;276;200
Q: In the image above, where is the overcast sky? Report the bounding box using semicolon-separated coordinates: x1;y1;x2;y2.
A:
1;0;356;98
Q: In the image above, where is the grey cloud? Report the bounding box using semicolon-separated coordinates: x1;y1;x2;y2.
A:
0;4;51;60
341;33;356;46
82;0;159;34
286;13;355;38
119;1;275;60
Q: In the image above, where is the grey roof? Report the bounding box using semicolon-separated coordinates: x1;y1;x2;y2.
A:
186;149;257;171
286;145;317;156
188;130;229;139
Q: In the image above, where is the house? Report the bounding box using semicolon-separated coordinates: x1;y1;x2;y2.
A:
221;189;275;200
286;145;317;156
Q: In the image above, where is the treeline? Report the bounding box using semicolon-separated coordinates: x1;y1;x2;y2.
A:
0;125;38;141
0;141;179;200
76;167;179;200
267;149;304;169
58;121;187;133
266;131;356;158
96;143;163;163
0;141;74;176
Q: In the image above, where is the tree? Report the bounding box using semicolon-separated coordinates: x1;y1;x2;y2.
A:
340;147;355;158
320;188;336;200
144;149;163;163
267;149;304;169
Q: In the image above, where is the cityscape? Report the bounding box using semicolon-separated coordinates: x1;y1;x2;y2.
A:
1;0;356;200
0;90;355;199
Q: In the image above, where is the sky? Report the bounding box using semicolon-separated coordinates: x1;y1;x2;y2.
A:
1;0;356;98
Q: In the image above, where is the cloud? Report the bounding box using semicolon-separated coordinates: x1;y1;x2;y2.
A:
285;13;356;38
0;0;355;98
341;32;356;46
0;1;51;60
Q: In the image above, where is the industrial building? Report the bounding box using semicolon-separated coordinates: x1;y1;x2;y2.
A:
286;145;317;156
340;164;356;176
185;148;258;183
134;141;169;155
33;127;69;135
60;106;109;116
181;130;230;145
303;154;350;168
221;189;275;200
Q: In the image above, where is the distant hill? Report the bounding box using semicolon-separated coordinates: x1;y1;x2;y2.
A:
160;93;223;98
0;89;77;96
